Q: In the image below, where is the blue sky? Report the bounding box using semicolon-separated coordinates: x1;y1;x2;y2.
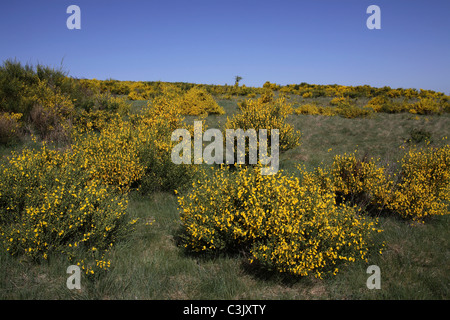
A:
1;0;449;93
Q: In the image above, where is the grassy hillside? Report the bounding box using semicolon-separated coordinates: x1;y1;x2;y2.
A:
1;95;449;299
0;62;449;299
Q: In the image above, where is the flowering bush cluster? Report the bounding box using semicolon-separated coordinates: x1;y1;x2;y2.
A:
364;95;448;115
77;76;450;103
410;97;443;115
295;100;372;119
178;165;383;278
126;82;225;116
178;143;450;278
365;95;398;113
226;95;301;153
178;86;225;116
73;117;145;193
134;95;198;193
330;153;393;211
0;144;133;275
73;94;197;194
0;87;197;274
387;145;450;221
0;112;22;145
294;104;336;116
295;95;449;118
325;146;450;222
330;97;349;106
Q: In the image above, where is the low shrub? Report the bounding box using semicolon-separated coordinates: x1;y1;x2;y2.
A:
330;97;348;106
179;86;225;116
0;112;22;145
0;144;134;274
322;146;450;222
72;101;196;194
295;104;336;116
295;104;320;115
365;95;391;113
364;96;416;114
24;79;75;141
387;145;450;222
178;165;383;278
409;97;442;115
72;118;145;193
380;101;411;113
226;95;301;153
29;104;72;144
335;103;373;119
72;94;197;194
134;98;198;193
407;128;433;144
127;90;146;101
330;153;393;212
302;91;313;98
442;96;450;113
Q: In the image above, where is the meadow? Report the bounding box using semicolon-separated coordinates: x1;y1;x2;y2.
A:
0;61;449;299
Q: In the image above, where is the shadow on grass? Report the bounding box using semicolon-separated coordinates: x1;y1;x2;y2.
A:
172;224;324;289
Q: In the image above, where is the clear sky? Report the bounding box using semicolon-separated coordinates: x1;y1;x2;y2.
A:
1;0;449;93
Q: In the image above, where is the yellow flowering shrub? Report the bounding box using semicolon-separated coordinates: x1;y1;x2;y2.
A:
179;86;225;116
386;89;402;98
74;109;117;133
178;165;383;278
443;96;450;113
335;102;373;119
365;95;391;113
319;106;337;117
322;147;450;222
295;104;336;116
409;97;442;115
365;96;447;115
0;60;74;119
387;145;450;222
93;92;130;114
0;112;22;145
295;104;320;115
73;117;145;193
71;85;199;194
371;99;411;114
73;104;196;194
133;98;198;193
0;144;134;274
226;95;301;153
74;92;130;132
302;91;313;98
330;153;393;211
31;79;75;116
23;79;75;141
128;90;147;101
330;97;348;106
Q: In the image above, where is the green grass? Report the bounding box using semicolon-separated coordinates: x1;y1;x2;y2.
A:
284;112;450;172
1;96;449;300
2;193;448;299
